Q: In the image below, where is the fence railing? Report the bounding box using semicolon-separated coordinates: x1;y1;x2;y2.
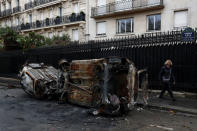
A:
91;0;163;17
20;13;85;31
13;6;21;14
0;29;196;93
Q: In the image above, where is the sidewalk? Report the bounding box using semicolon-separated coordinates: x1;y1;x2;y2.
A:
147;93;197;115
0;76;197;115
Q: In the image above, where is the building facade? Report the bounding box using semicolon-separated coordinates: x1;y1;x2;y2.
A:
88;0;197;40
0;0;197;41
0;0;87;41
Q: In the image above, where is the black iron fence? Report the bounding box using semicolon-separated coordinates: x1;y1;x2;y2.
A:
91;0;163;17
20;13;85;31
0;29;196;92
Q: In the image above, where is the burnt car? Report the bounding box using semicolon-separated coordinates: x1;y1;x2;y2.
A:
19;57;148;115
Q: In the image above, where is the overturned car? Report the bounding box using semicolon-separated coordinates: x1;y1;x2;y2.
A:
19;57;148;115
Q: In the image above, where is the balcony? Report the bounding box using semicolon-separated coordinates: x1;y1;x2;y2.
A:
91;0;164;18
20;12;85;31
25;1;34;10
0;9;12;18
13;6;21;14
11;26;21;32
24;0;59;10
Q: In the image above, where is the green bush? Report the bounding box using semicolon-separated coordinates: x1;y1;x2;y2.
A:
0;27;21;50
52;34;70;45
0;27;71;51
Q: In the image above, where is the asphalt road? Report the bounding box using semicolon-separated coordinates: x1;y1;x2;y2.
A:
0;86;197;131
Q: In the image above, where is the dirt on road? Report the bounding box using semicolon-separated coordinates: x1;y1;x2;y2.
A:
0;86;197;131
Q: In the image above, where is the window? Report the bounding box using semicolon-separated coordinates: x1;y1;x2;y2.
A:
7;20;11;26
40;11;44;21
117;18;133;34
73;3;79;14
49;9;53;18
97;0;106;15
58;31;63;37
115;0;132;11
174;10;188;28
72;29;79;41
147;14;161;31
10;19;13;26
96;22;106;35
28;14;32;23
3;4;6;10
48;32;53;39
148;0;156;5
8;2;11;9
58;7;62;17
16;17;20;26
16;0;20;6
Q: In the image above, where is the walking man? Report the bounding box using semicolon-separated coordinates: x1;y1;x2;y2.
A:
159;60;176;101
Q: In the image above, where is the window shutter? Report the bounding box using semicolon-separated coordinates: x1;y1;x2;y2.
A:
174;11;188;27
97;22;106;35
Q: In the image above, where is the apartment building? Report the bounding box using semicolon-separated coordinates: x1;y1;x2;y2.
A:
0;0;87;41
0;0;197;41
88;0;197;40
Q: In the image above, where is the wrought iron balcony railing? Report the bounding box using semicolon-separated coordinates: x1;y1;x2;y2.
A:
24;0;57;10
13;6;21;14
20;13;85;31
1;10;6;17
11;25;21;32
91;0;164;18
0;9;12;18
25;1;34;10
34;0;57;7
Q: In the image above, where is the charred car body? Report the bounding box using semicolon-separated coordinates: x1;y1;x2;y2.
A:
19;57;148;115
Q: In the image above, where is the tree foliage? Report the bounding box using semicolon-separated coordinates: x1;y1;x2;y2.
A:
0;27;71;51
0;27;21;50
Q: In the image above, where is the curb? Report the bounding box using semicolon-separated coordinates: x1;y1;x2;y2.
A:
139;89;197;99
147;104;197;115
0;77;20;88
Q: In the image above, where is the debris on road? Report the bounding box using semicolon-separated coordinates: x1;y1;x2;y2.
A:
150;124;174;131
5;94;16;98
